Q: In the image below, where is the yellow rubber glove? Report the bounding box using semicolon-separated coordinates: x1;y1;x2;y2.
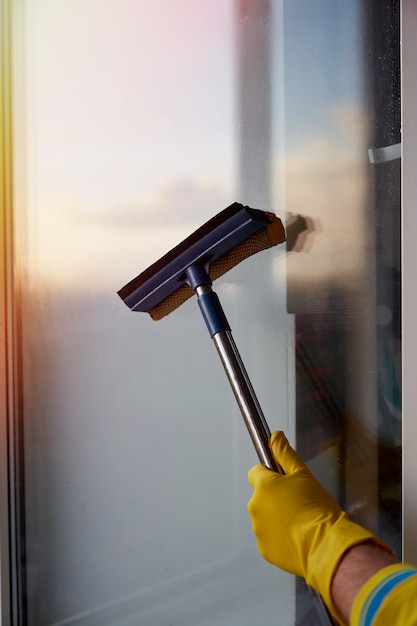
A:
247;431;393;622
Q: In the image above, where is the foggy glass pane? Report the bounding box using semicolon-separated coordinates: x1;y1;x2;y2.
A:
14;0;400;624
19;1;293;624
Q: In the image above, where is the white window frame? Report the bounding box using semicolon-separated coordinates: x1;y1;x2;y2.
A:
401;0;417;566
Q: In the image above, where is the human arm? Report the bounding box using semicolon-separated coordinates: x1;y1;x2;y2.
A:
331;541;397;622
247;431;395;624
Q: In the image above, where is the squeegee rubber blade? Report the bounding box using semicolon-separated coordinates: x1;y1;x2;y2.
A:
117;203;271;313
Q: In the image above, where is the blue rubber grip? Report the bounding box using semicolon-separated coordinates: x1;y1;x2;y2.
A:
197;290;231;337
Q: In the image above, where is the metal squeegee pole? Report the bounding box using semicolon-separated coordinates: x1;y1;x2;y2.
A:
212;329;277;470
201;289;333;624
193;282;281;472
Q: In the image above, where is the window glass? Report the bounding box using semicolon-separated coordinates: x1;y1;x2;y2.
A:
13;0;400;624
18;1;294;624
282;0;401;616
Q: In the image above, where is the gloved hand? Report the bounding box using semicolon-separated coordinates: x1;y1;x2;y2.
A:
247;431;393;622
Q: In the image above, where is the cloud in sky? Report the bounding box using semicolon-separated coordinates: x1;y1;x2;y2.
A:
282;109;372;291
22;0;373;297
28;178;234;292
81;179;233;230
23;0;236;292
28;112;372;295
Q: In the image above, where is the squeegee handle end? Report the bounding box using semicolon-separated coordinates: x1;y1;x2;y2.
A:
197;289;231;337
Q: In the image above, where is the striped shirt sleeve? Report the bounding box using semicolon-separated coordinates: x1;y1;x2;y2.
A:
351;563;417;626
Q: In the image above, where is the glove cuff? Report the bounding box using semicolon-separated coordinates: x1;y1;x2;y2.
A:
307;514;393;624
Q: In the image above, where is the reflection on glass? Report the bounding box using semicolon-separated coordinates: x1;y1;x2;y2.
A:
281;1;401;619
14;0;400;624
19;1;293;625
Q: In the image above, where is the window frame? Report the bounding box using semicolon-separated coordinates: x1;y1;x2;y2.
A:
401;0;417;566
1;0;14;620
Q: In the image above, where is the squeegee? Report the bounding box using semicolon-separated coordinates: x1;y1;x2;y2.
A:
118;202;285;472
118;203;335;623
